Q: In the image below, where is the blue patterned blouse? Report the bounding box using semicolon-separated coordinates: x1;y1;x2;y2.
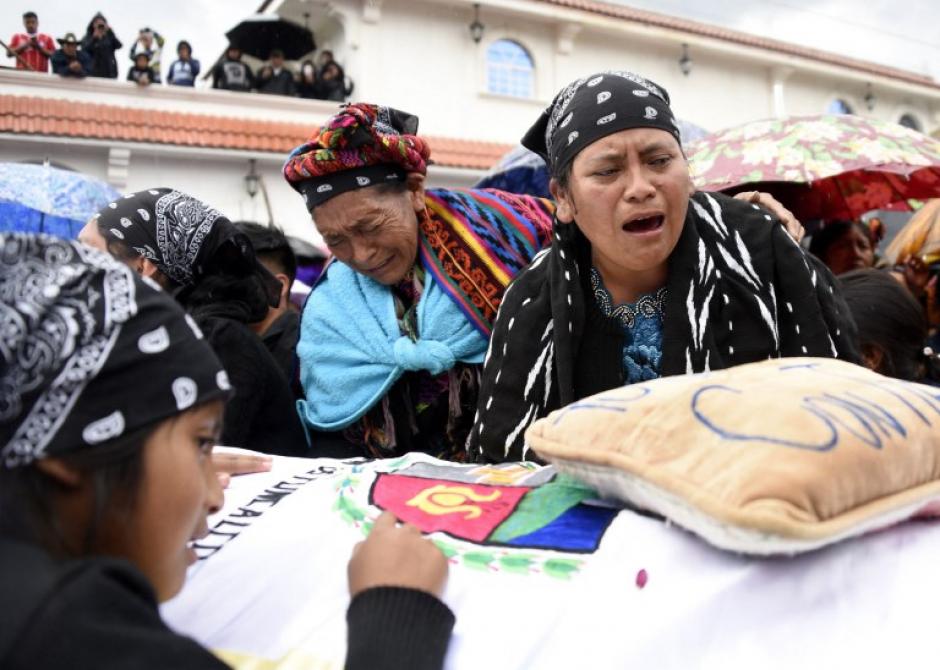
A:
590;268;667;384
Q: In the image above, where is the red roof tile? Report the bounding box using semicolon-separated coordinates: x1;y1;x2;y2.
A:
0;95;511;170
540;0;939;89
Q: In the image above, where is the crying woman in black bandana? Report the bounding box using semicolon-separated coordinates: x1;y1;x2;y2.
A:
79;188;307;456
468;71;861;462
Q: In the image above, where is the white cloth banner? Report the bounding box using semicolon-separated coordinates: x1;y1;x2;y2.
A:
162;452;940;669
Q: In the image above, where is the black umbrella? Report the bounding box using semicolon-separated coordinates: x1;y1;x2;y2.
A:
225;14;315;61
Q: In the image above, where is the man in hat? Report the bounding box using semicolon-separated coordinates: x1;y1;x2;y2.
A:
51;32;91;78
7;11;55;73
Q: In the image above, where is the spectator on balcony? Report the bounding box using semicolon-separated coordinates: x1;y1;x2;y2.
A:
297;59;319;99
51;32;91;78
127;51;156;87
316;59;352;102
212;44;253;92
315;49;334;73
81;12;122;79
166;40;200;87
7;11;55;73
256;49;297;96
129;27;165;83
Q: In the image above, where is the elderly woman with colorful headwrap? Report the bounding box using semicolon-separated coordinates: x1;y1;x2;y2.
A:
0;233;454;670
77;189;307;457
282;104;554;458
468;71;861;462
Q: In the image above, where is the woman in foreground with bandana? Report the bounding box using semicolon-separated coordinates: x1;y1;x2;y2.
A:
468;72;861;462
0;233;454;670
282;103;555;459
78;189;306;457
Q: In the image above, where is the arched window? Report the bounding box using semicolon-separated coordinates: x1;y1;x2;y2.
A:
826;98;854;115
486;39;534;98
898;114;922;131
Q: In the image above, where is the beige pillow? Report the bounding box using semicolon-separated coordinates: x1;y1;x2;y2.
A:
527;358;940;554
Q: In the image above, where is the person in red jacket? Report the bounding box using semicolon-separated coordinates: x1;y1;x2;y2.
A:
7;11;55;73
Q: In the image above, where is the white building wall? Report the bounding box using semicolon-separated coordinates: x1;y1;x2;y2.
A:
342;1;783;144
288;0;940;142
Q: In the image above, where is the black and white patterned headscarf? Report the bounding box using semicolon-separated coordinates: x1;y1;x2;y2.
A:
521;71;680;175
0;233;231;469
95;188;281;319
95;188;256;288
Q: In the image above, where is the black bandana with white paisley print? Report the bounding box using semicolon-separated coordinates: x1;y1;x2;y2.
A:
94;188;228;287
0;233;231;469
521;71;680;175
95;188;281;315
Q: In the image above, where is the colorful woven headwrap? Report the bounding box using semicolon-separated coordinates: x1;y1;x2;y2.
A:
283;103;431;211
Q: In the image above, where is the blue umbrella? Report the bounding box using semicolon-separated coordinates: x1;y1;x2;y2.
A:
0;163;122;239
475;145;551;198
475;119;711;198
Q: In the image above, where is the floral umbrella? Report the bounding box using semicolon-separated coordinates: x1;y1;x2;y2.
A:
686;114;940;221
0;162;121;238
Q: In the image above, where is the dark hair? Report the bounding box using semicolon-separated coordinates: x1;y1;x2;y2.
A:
839;269;930;381
233;221;297;284
0;423;153;557
269;48;284;59
23;11;37;20
87;12;107;32
808;220;871;261
552;160;572;192
373;180;410;197
177;40;192;53
300;59;316;82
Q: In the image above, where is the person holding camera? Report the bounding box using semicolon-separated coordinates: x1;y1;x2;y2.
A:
7;11;54;73
81;12;122;79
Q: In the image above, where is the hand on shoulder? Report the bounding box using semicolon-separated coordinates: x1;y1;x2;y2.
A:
734;190;805;244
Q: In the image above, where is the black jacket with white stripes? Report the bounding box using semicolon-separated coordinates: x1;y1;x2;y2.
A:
468;191;860;462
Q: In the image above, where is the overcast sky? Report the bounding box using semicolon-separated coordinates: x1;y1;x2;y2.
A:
3;1;939;81
610;0;940;79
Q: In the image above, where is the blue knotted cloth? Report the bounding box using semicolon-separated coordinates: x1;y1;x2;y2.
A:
296;260;488;431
